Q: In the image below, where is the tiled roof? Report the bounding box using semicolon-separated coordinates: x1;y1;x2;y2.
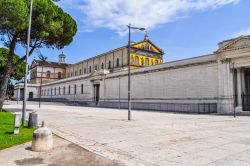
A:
32;60;69;68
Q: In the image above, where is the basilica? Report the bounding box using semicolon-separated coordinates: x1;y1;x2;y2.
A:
14;35;250;114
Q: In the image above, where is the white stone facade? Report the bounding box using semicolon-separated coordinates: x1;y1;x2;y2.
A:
14;83;39;101
14;35;250;113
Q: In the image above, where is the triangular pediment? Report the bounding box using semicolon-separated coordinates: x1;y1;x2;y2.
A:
89;70;109;81
131;40;163;54
216;35;250;53
89;70;100;77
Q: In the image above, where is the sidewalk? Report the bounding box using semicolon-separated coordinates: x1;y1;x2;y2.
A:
0;135;122;166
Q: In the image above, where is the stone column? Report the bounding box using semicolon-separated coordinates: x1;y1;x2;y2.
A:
237;68;242;107
241;68;245;94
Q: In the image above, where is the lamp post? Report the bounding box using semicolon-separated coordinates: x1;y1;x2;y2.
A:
127;24;146;121
22;0;33;126
22;0;60;125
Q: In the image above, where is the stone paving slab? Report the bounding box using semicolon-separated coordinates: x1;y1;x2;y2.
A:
4;101;250;166
0;135;122;166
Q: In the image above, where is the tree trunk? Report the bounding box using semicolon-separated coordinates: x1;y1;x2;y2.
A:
0;36;17;111
0;64;12;111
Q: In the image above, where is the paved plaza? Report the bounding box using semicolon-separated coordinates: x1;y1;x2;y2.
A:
3;102;250;166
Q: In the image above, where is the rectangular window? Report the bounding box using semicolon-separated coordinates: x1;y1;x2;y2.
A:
74;84;77;94
63;87;65;95
68;86;70;94
81;84;83;94
51;88;52;96
54;88;56;95
59;87;60;95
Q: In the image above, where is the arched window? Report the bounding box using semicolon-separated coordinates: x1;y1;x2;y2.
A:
108;61;111;69
135;56;139;65
145;58;149;66
75;70;77;76
63;86;65;95
58;72;62;79
116;58;119;67
79;69;82;75
51;88;52;95
59;87;61;95
71;72;73;77
54;88;56;95
155;60;158;65
46;71;50;78
95;64;97;70
151;59;154;65
141;57;144;66
89;66;92;73
68;85;70;94
84;68;86;74
101;63;104;69
74;84;77;94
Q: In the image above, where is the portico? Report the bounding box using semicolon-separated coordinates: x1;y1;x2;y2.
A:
216;35;250;113
233;67;250;111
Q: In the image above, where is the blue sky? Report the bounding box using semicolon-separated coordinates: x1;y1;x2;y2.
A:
13;0;250;64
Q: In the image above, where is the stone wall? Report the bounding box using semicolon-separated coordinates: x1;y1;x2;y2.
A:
39;54;219;113
100;58;218;113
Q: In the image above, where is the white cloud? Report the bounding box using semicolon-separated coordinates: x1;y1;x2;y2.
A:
61;0;239;36
234;28;250;37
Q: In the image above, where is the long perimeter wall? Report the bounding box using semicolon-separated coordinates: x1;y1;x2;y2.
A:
40;54;219;113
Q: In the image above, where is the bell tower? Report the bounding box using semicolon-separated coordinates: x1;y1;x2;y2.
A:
58;52;66;63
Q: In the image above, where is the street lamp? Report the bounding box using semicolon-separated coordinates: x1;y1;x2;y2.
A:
127;24;146;121
22;0;60;125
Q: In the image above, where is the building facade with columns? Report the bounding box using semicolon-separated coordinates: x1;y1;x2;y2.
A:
14;35;250;113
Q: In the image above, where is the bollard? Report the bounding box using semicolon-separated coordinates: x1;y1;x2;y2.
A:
31;126;53;152
13;113;21;135
28;112;38;128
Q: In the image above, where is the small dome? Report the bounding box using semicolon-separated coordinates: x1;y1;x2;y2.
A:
59;52;66;57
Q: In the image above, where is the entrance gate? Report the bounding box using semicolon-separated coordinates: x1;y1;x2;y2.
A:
242;70;250;111
242;94;250;111
94;84;100;105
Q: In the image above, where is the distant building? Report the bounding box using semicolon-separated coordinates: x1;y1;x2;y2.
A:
29;54;69;84
64;35;163;78
14;35;250;114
